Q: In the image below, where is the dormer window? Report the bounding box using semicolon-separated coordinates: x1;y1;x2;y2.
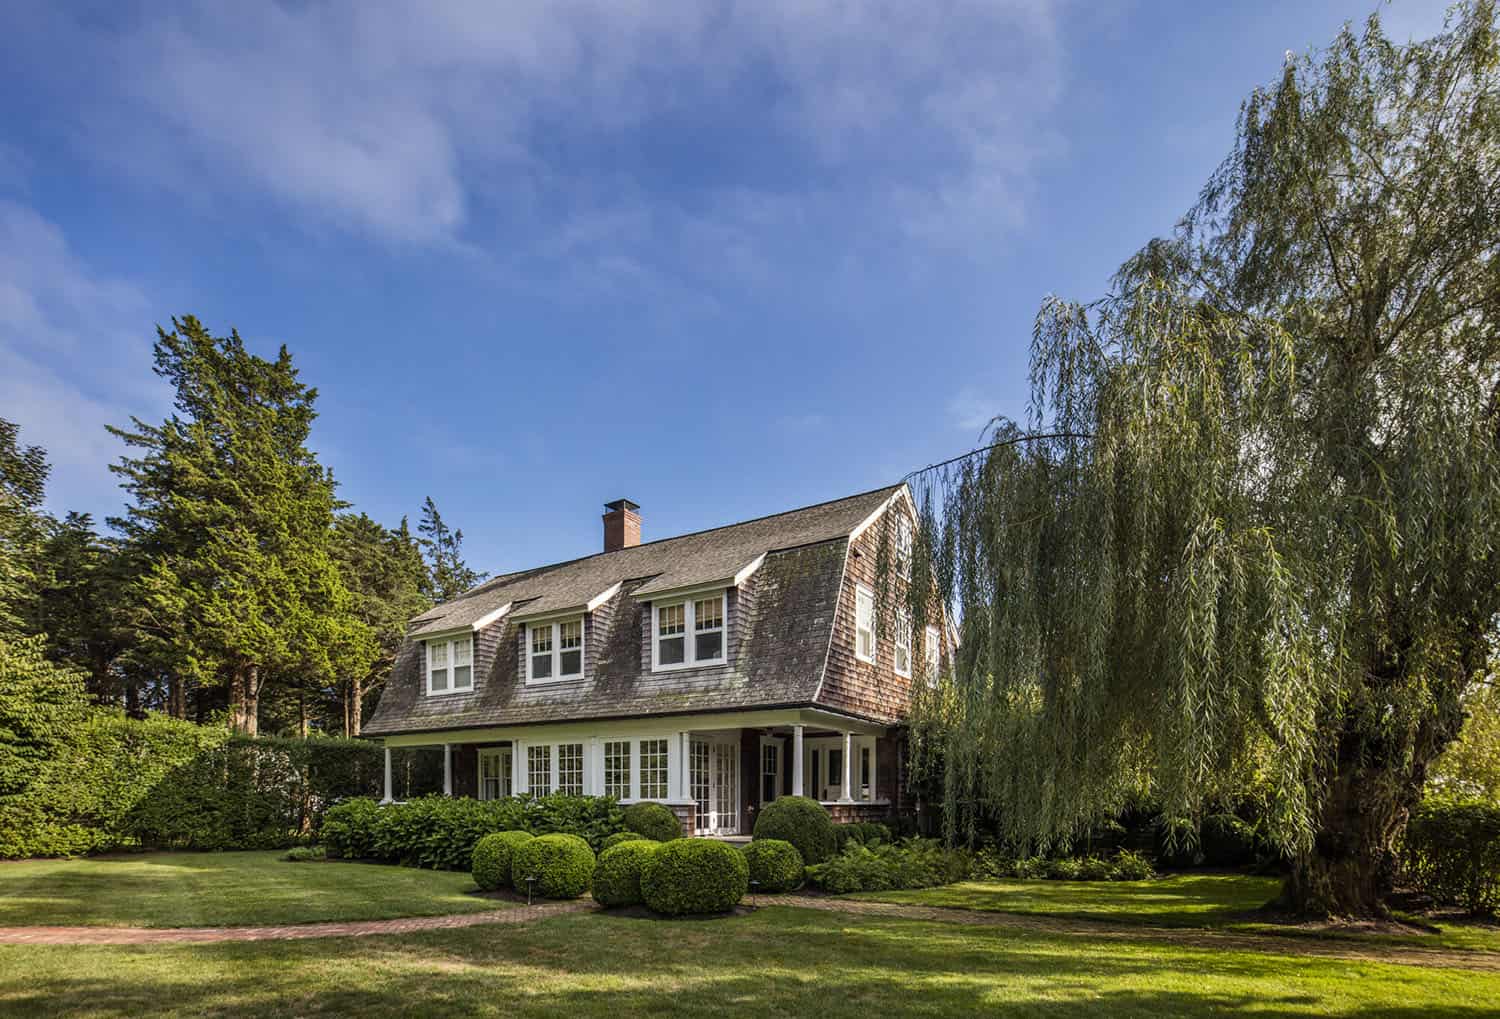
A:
895;514;913;580
653;591;727;671
427;635;473;695
526;617;584;684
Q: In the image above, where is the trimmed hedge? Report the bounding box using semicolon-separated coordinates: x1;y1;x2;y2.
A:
752;796;836;864
743;838;804;892
472;830;534;891
512;833;596;899
319;794;625;870
321;797;383;860
592;839;660;907
641;838;749;915
602;831;651;851
621;801;681;842
1403;800;1500;915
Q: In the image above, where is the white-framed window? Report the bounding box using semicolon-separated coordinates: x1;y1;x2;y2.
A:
426;634;474;695
526;616;585;684
855;584;876;663
479;749;512;800
895;514;913;580
557;743;584;796
604;740;631;800
894;605;912;677
639;738;669;800
652;591;727;671
925;625;942;686
528;745;552;795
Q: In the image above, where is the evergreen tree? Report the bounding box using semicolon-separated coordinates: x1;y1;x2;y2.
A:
0;418;51;640
35;513;131;711
417;496;485;603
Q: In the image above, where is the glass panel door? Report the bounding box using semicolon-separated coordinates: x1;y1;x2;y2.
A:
713;742;738;834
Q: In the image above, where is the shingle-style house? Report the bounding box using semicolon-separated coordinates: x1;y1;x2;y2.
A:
365;485;949;835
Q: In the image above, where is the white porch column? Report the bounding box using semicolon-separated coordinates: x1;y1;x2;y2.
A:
587;737;603;796
382;746;393;803
442;743;452;796
792;725;805;797
514;739;528;794
839;731;854;803
676;732;691;800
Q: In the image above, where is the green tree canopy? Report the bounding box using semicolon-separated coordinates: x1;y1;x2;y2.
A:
911;3;1500;917
418;496;484;603
0;418;51;641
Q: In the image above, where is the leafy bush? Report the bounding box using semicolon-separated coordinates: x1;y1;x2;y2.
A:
321;798;383;860
1201;814;1259;868
753;796;836;865
472;830;534;891
602;831;650;851
834;821;891;851
621;802;681;842
1111;849;1156;881
511;833;595;899
743;838;804;892
282;845;326;862
1076;856;1115;881
641;838;749;915
1403;800;1500;915
592;839;660;907
807;838;970;893
1045;857;1083;881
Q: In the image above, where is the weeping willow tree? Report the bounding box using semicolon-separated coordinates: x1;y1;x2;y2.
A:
908;3;1500;917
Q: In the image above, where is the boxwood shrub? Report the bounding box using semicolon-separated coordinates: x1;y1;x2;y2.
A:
621;802;681;842
1403;800;1500;915
511;832;596;899
472;830;534;891
641;838;749;915
592;839;661;907
743;838;804;892
752;796;836;864
602;831;651;851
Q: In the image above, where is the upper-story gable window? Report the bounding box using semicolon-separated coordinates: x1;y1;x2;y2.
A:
894;605;913;678
925;624;942;686
652;591;727;671
894;514;914;580
855;584;877;664
526;617;585;684
427;634;473;695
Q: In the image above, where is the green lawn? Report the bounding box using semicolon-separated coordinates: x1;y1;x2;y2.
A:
0;851;505;928
852;875;1500;955
3;907;1498;1018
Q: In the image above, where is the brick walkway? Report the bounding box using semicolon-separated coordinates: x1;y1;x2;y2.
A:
755;894;1500;973
0;901;596;946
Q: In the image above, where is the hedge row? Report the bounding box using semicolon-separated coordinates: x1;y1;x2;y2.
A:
322;794;626;869
1403;799;1500;915
0;712;385;857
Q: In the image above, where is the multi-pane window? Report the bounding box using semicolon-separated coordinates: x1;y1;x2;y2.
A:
653;592;727;670
639;739;669;800
894;606;912;677
557;743;584;796
604;740;631;800
528;745;552;795
690;740;710;819
855;585;876;663
526;617;584;683
860;745;872;796
925;625;942;686
427;635;473;695
895;514;913;579
761;742;779;804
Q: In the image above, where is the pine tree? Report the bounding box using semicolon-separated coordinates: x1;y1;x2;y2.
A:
0;418;51;640
417;496;485;603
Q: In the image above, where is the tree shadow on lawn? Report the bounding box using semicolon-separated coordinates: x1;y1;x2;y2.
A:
2;907;1497;1018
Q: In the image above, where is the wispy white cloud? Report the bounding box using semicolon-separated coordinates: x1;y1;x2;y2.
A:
0;201;170;521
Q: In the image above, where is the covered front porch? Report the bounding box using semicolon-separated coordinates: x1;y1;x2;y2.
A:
378;707;898;836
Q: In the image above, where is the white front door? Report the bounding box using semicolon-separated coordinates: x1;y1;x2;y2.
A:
691;738;740;835
478;748;512;800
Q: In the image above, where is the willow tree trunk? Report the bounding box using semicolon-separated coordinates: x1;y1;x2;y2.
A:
1286;761;1408;917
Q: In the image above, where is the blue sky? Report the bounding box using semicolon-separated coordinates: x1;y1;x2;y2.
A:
0;1;1448;573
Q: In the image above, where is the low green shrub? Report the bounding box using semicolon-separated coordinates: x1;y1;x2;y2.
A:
807;838;970;893
1403;800;1500;915
1044;857;1082;881
834;821;891;851
1076;856;1114;881
1111;849;1156;881
512;833;595;899
743;838;804;892
472;830;534;891
321;798;383;860
602;831;651;851
621;802;681;842
752;796;837;865
592;840;660;907
282;845;326;862
641;838;749;915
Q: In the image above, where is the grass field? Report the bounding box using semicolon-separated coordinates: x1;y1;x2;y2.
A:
0;851;505;928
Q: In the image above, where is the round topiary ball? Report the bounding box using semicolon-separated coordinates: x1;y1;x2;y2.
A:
742;838;804;892
511;833;596;899
472;830;535;891
752;796;836;865
621;801;682;842
640;838;749;915
592;839;661;907
601;831;651;852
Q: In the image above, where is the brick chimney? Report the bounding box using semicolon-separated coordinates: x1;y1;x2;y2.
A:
602;499;641;553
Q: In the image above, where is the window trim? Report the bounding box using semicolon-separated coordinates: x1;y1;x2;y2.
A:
650;588;729;672
426;634;474;696
924;624;942;686
854;584;877;664
524;616;585;685
894;605;912;678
